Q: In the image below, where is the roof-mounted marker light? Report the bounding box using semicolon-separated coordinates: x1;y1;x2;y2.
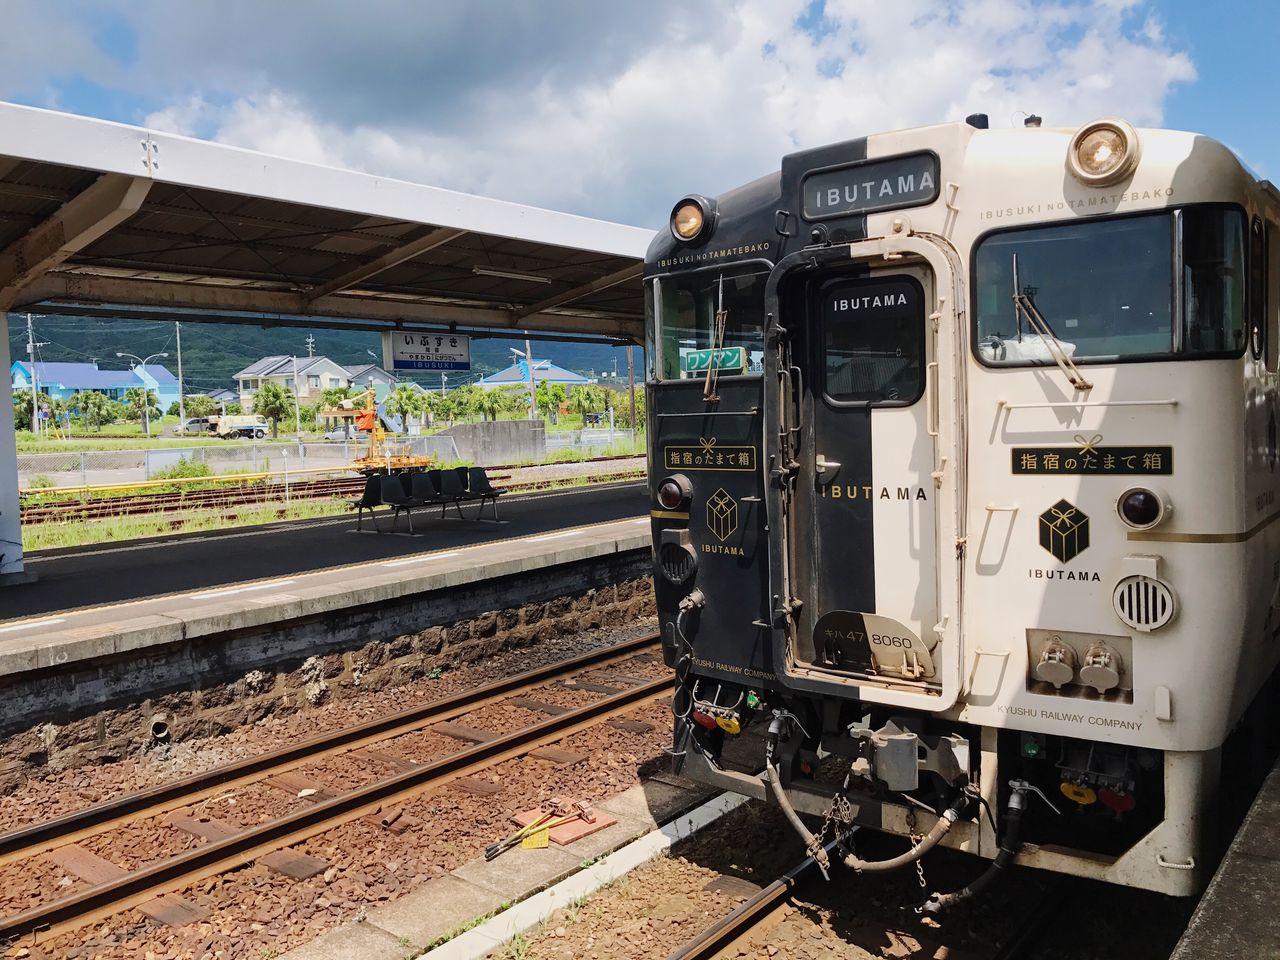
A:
1067;118;1141;187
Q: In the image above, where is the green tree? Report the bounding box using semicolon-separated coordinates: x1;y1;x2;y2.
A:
470;388;508;422
12;394;32;432
224;401;243;415
252;381;296;439
567;384;607;418
535;381;567;423
317;385;359;411
184;394;218;418
384;384;425;429
73;391;116;432
123;387;160;436
610;387;646;431
451;384;484;422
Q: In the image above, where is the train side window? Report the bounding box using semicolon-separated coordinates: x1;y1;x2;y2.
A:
821;275;925;405
1268;221;1280;372
1182;206;1247;356
1250;216;1266;362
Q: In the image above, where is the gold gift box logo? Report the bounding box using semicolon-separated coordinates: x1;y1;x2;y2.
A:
706;488;739;542
1038;499;1089;563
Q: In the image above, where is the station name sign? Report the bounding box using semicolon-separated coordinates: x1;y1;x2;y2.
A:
388;332;471;372
802;152;939;220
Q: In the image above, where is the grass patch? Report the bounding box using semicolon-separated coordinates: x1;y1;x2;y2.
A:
23;499;349;552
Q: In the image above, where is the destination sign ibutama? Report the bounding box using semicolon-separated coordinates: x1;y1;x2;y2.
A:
802;152;940;220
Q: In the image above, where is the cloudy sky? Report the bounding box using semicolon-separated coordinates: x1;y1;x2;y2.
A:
0;0;1273;227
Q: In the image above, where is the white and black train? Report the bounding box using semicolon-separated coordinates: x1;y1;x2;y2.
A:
644;114;1280;899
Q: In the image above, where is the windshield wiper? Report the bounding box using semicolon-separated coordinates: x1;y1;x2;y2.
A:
703;273;728;402
1011;253;1093;391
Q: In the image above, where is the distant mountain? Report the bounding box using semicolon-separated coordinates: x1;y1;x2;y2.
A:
8;315;640;393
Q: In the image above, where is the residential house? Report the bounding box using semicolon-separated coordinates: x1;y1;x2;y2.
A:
11;360;180;412
233;356;353;408
346;363;398;393
199;387;239;409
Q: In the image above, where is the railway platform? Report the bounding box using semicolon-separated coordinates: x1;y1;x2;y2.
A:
1170;757;1280;959
0;482;651;740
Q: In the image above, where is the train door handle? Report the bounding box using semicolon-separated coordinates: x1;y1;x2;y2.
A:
815;454;841;484
925;362;940;437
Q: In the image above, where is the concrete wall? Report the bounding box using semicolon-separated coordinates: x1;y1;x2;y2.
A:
0;552;653;790
0;313;25;581
439;419;546;465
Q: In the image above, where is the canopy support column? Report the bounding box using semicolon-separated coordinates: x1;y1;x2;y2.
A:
0;311;32;585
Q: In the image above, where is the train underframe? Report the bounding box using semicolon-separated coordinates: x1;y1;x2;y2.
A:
671;688;1217;898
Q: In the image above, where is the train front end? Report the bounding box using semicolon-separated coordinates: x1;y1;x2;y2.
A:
645;116;1280;897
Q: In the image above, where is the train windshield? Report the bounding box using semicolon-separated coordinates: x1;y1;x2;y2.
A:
647;264;770;380
974;207;1246;364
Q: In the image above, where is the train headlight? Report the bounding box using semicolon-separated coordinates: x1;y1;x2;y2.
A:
657;474;691;511
1067;119;1140;186
670;196;713;243
1116;486;1169;530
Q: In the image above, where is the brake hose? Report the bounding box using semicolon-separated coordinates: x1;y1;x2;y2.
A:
765;721;971;875
918;783;1031;913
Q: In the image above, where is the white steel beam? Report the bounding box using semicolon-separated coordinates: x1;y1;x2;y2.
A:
508;263;642;322
305;226;466;301
18;271;642;338
0;173;151;310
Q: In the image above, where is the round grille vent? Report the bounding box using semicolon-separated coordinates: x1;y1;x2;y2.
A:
1113;575;1176;632
659;542;697;585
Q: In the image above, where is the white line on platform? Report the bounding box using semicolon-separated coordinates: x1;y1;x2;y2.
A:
525;529;583;543
0;616;67;634
187;579;298;600
381;552;461;568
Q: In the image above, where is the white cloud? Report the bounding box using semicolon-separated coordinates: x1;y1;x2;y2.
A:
23;1;1199;225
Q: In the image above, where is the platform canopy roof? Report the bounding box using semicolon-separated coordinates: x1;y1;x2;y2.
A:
0;102;653;344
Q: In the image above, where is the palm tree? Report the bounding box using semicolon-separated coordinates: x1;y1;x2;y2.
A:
252;381;295;439
384;384;425;430
317;385;358;411
567;384;607;418
471;388;508;422
123;387;159;437
184;394;218;418
74;391;116;432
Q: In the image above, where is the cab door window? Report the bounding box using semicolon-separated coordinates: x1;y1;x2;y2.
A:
821;275;925;405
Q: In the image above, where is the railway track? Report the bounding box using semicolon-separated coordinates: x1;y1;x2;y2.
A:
668;827;1053;960
0;634;667;945
20;461;646;525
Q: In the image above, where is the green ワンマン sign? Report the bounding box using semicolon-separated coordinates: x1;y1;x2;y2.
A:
683;346;747;374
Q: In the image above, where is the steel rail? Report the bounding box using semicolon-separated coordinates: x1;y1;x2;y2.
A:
0;633;660;868
1;671;671;944
666;832;852;960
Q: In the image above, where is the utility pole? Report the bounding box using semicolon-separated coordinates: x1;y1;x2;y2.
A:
440;373;447;396
627;345;636;434
523;337;538;420
291;355;302;436
305;334;316;358
175;321;186;428
25;314;46;436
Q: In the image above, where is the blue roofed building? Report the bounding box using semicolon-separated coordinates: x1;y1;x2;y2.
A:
11;360;180;412
475;359;591;391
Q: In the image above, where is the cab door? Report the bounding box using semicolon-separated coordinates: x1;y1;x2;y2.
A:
767;235;965;711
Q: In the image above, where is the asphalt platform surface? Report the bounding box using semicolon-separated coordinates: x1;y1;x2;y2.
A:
5;481;648;621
